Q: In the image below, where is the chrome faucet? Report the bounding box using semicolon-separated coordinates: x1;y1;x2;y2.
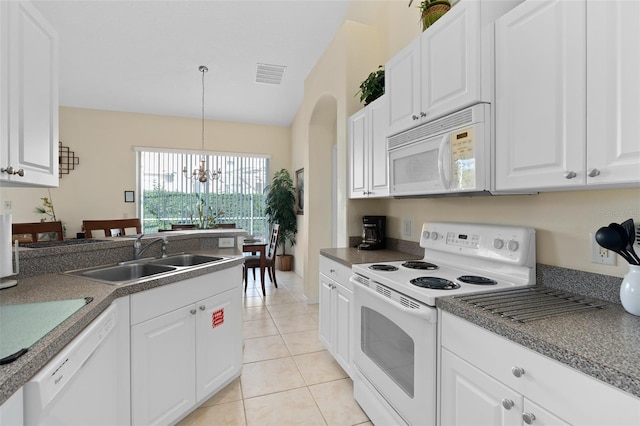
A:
134;234;168;260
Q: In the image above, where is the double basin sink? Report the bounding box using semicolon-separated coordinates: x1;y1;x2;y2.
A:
65;254;228;285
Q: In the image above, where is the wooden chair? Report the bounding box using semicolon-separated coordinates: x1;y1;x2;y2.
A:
82;218;142;238
171;223;196;230
244;224;280;296
12;221;64;243
215;223;236;229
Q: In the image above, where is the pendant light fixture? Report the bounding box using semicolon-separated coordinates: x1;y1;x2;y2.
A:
183;65;221;183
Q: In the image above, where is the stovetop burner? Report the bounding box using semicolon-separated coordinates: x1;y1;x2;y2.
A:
410;277;460;290
368;264;399;272
457;275;498;285
402;260;438;270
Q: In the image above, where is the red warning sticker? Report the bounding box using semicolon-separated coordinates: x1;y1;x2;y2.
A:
212;309;224;328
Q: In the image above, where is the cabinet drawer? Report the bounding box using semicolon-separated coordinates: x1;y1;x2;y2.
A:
441;311;640;425
319;256;352;289
131;266;241;325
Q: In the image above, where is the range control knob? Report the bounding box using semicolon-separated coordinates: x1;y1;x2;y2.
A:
431;232;439;240
507;240;520;252
423;231;431;240
493;239;504;249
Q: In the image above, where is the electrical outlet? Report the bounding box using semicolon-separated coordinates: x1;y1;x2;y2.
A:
590;233;617;265
3;200;11;210
403;219;411;237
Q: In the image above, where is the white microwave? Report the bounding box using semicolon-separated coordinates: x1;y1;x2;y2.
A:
388;103;493;197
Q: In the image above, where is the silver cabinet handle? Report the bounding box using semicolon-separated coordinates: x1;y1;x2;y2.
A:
329;269;335;273
511;366;525;377
501;399;514;410
199;305;206;311
412;114;420;120
564;171;577;179
420;112;427;117
522;412;536;424
1;166;24;177
190;308;197;315
588;168;600;177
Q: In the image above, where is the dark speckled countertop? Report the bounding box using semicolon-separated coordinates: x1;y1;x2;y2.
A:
0;232;245;405
438;291;640;400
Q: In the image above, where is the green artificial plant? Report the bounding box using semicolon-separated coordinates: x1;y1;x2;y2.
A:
355;65;385;106
264;168;298;256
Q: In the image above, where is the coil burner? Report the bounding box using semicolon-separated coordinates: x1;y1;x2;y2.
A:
410;277;460;290
368;264;399;272
457;275;497;285
402;261;438;270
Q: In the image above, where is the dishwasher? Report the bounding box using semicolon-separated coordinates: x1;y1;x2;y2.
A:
24;300;129;425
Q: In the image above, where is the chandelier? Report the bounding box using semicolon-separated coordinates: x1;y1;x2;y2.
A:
183;65;221;183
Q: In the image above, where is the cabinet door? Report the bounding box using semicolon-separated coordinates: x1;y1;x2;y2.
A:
4;2;58;187
334;282;353;377
349;108;368;198
131;306;196;426
318;274;335;352
521;399;570;426
495;0;586;191
368;95;389;197
386;38;422;136
440;348;522;426
421;0;480;120
586;0;640;187
196;287;242;402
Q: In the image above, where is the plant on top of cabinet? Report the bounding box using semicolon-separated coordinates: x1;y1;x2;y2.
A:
356;66;385;106
418;0;451;30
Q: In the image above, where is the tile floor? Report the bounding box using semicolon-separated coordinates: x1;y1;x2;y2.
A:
177;270;371;426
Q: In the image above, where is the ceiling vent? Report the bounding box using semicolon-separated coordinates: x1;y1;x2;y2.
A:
256;63;286;85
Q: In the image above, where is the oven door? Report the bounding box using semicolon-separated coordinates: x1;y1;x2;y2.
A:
351;276;437;426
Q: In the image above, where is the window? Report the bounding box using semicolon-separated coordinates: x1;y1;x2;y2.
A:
137;148;269;237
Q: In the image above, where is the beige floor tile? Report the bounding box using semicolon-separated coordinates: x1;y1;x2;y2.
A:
200;377;243;407
306;303;319;314
240;357;306;398
309;378;368;426
243;296;264;308
244;387;326;426
243;305;270;322
294;350;348;385
242;318;279;339
263;291;298;306
272;314;318;334
243;335;290;363
309;312;319;323
176;400;246;426
266;302;310;318
281;330;326;355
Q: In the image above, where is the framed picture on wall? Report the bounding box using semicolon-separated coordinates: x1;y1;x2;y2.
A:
124;191;135;203
295;168;304;215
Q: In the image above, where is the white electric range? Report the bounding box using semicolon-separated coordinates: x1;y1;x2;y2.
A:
350;222;536;426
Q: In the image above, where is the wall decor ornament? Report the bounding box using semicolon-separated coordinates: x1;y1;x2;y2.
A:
58;141;79;177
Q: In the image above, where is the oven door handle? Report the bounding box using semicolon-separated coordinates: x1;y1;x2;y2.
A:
351;276;437;323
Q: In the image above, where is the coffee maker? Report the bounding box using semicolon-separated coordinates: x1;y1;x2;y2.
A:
358;215;385;250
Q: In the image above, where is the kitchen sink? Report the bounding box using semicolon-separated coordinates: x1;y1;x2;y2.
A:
71;263;177;283
148;254;224;267
64;253;230;285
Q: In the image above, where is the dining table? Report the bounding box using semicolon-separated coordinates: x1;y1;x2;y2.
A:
242;239;268;289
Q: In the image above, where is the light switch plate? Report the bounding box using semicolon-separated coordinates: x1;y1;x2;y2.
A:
403;219;411;237
218;237;234;248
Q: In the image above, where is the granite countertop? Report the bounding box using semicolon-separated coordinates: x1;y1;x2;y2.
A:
0;248;244;405
320;247;422;267
437;291;640;399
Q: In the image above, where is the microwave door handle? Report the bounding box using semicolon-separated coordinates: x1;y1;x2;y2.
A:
437;134;451;189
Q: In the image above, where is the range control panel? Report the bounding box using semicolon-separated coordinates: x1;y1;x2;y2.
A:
420;222;536;266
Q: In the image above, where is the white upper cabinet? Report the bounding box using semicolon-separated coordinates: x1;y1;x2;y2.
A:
586;0;640;187
0;1;59;187
386;0;518;137
349;95;389;198
496;0;640;191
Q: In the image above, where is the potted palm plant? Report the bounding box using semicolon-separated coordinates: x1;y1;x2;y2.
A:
264;168;298;271
419;0;451;30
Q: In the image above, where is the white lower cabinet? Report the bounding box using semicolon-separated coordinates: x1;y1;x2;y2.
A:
319;255;353;377
0;388;23;426
130;266;242;425
440;311;640;426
